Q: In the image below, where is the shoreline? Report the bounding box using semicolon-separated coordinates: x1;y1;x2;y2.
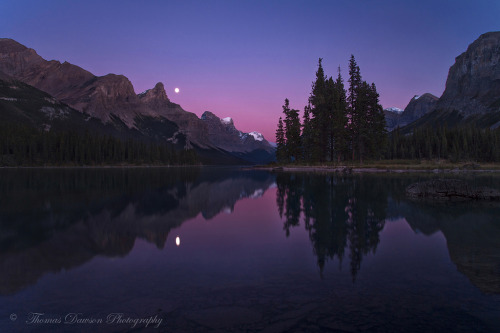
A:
0;164;204;169
2;164;500;173
254;165;500;174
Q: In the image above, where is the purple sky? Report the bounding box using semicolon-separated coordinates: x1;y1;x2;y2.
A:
1;0;499;141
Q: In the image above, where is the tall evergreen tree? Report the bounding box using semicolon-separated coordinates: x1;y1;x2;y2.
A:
355;81;371;162
347;56;385;163
332;67;348;162
325;76;336;161
365;83;387;159
301;103;314;161
274;55;390;165
347;55;362;161
282;98;302;162
275;117;286;163
309;58;329;162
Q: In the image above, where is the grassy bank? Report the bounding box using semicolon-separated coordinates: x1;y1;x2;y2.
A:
257;160;500;172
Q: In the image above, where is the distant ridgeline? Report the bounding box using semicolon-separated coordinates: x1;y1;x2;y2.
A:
0;78;197;166
276;32;500;164
0;38;274;166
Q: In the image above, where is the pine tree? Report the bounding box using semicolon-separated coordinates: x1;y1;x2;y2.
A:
276;117;286;163
355;81;372;163
347;55;362;161
301;103;313;162
282;98;302;162
366;83;387;159
325;77;337;161
274;55;387;165
346;56;387;163
309;58;328;162
332;67;348;162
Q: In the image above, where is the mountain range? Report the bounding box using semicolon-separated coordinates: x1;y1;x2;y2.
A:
2;32;500;163
0;168;275;294
384;31;500;132
384;93;439;131
0;38;275;165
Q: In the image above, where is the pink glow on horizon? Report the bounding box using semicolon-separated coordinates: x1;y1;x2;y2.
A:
2;1;498;142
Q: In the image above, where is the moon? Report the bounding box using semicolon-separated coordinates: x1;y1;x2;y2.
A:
174;88;180;93
175;236;180;246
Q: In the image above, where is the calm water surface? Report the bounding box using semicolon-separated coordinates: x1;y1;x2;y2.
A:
0;167;499;332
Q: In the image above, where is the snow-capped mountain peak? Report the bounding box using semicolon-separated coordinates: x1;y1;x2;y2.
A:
248;131;264;141
384;107;404;113
221;117;233;125
199;110;275;163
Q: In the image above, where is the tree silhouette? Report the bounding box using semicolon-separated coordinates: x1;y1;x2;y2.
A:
276;173;388;280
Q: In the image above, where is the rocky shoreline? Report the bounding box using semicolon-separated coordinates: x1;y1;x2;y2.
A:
406;179;500;201
257;165;500;174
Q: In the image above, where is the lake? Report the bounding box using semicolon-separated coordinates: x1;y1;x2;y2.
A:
0;167;499;332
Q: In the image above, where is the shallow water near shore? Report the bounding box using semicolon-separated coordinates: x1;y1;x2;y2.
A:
0;167;499;332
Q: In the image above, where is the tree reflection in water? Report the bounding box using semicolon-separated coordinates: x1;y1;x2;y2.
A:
276;173;388;280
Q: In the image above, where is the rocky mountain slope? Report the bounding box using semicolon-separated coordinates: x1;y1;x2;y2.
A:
0;38;275;164
0;39;201;134
383;108;402;130
200;111;275;164
437;31;500;116
395;31;500;133
0;74;137;137
384;94;439;131
201;112;274;151
399;94;439;125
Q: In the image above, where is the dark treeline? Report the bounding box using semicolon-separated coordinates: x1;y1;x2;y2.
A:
276;56;387;164
387;126;500;162
0;123;199;166
276;172;387;280
276;56;500;165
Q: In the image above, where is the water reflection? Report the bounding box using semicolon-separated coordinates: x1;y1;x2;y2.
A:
403;201;500;294
0;168;275;295
276;172;500;293
1;168;499;300
276;173;387;280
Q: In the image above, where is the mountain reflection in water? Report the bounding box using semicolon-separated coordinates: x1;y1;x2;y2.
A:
0;169;500;333
275;172;500;293
0;167;275;295
1;169;500;297
402;200;500;294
